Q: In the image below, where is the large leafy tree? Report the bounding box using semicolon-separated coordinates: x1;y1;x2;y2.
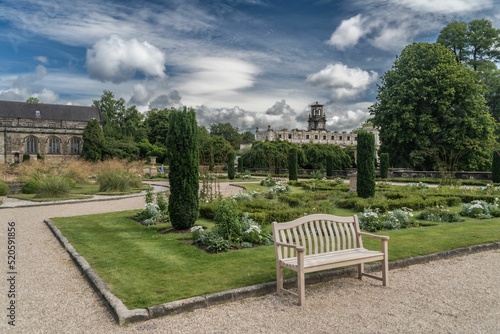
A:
167;108;199;230
370;42;496;171
93;91;145;159
438;19;500;122
209;122;242;149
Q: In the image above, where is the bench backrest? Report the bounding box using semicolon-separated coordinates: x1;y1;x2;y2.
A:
272;214;363;260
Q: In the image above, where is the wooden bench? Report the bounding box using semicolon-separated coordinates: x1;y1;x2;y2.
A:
272;214;389;305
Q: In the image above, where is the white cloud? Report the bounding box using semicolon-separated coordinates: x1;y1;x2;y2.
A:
327;14;367;50
33;88;59;103
371;23;415;52
396;0;493;14
86;34;167;84
35;56;48;64
327;109;370;132
179;57;259;96
306;63;378;99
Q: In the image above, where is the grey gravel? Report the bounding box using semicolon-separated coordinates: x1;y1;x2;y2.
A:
0;183;498;333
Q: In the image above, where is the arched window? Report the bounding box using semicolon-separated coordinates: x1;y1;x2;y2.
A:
26;136;38;154
48;137;61;154
70;137;82;155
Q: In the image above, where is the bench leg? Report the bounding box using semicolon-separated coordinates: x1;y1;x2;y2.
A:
276;264;283;295
298;270;305;306
382;255;389;286
358;263;364;280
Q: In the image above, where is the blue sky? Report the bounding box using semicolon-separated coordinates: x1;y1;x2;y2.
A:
0;0;499;132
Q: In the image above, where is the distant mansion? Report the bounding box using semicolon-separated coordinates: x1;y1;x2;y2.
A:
0;100;101;164
255;102;380;149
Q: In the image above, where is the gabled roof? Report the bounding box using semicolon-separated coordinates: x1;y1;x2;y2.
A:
0;100;101;122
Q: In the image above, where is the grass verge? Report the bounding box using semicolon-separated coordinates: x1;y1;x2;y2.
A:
51;208;499;309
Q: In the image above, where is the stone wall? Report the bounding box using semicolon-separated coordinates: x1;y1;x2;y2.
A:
1;119;86;164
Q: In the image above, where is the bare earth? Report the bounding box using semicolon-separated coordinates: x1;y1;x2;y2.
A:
0;183;498;333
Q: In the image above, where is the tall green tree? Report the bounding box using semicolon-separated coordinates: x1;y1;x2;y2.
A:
167;108;199;230
492;151;500;183
356;131;375;198
81;119;105;162
369;42;496;171
379;153;389;179
210;122;242;149
227;150;236;180
288;147;298;181
438;19;500;123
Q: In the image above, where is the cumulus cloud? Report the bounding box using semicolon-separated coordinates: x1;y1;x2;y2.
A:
0;65;59;103
306;63;378;99
265;99;296;117
327;14;367;50
86;34;167;84
149;90;183;110
327;109;370;132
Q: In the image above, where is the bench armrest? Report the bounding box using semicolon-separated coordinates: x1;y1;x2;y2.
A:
358;232;390;241
275;241;305;252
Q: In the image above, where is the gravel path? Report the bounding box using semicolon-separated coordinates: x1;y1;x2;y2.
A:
0;183;498;333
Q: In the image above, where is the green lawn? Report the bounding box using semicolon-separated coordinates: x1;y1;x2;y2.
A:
51;208;500;309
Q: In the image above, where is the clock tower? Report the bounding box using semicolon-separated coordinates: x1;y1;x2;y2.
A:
308;102;326;131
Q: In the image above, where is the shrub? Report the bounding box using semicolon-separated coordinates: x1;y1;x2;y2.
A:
461;199;500;219
97;170;141;192
35;175;75;198
417;206;464;222
214;198;241;243
358;207;414;232
22;176;41;194
192;231;229;253
0;180;9;196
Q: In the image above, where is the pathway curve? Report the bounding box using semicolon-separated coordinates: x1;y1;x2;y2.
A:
0;183;498;333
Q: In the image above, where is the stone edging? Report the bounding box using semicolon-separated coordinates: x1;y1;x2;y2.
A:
44;218;500;326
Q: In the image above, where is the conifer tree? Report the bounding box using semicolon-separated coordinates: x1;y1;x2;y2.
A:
356;131;376;198
167;108;199;229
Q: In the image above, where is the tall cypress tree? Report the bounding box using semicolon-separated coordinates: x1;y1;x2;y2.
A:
356;131;376;198
81;119;104;162
492;151;500;183
379;153;389;179
288;147;298;181
167;108;199;230
326;155;334;177
227;150;236;180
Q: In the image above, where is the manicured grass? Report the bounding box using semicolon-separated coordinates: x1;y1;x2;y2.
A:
52;211;276;308
51;207;499;309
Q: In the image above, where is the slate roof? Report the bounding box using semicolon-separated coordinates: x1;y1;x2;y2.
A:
0;100;101;122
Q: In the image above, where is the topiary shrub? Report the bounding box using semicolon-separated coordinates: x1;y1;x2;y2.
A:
227;150;236;180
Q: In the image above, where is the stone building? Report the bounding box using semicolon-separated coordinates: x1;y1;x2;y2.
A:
0;100;101;164
255;102;380;150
